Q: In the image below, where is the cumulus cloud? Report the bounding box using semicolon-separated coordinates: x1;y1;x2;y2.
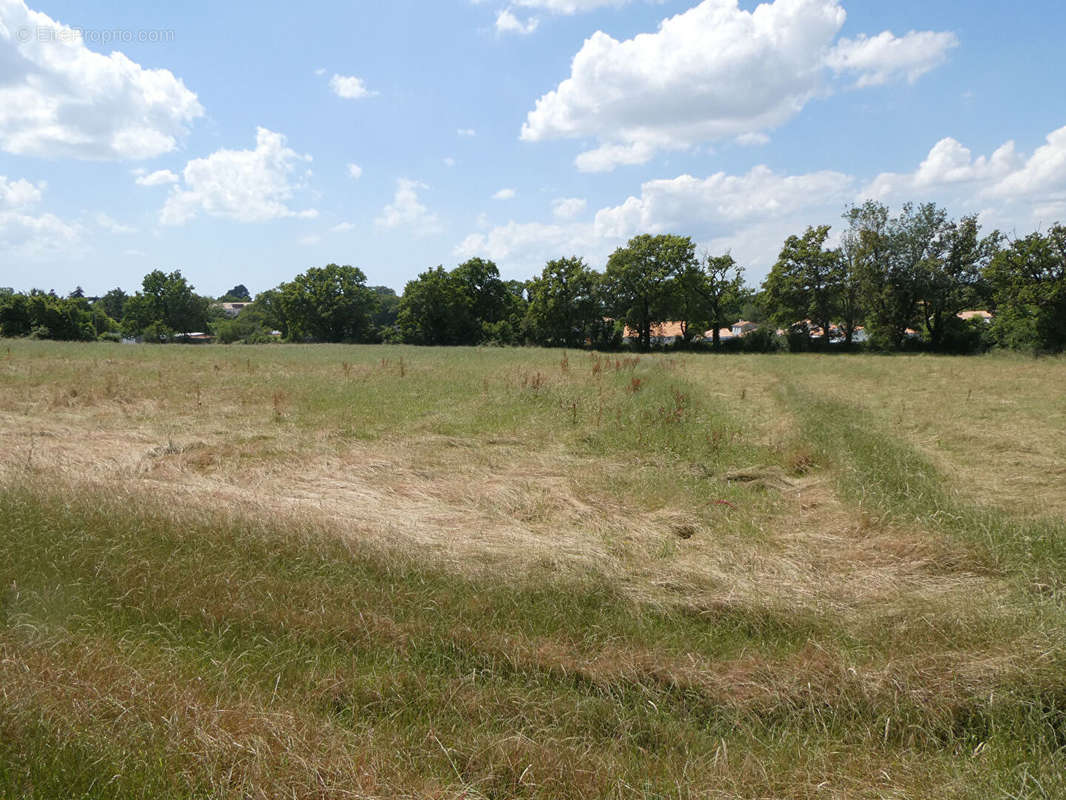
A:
0;174;81;258
0;0;202;160
457;128;477;137
95;212;135;234
331;221;355;232
135;169;179;187
521;0;956;171
496;9;539;35
347;163;363;180
457;164;853;277
456;220;603;272
988;126;1066;199
160;128;317;225
826;30;959;88
375;178;443;236
512;0;634;11
464;124;1066;281
861;125;1066;206
593;165;854;237
492;187;517;200
329;74;376;99
551;197;587;220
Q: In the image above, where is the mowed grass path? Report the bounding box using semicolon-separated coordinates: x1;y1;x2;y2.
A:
1;341;1064;799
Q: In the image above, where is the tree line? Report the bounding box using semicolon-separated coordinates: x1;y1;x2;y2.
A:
2;200;1064;354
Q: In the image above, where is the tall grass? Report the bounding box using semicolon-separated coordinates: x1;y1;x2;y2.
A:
1;342;1065;797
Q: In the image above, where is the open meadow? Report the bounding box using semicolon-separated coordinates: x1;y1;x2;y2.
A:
1;340;1065;799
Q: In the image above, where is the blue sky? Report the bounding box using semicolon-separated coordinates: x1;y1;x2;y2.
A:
2;0;1065;296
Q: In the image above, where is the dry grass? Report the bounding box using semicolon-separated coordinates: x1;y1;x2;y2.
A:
1;341;1064;798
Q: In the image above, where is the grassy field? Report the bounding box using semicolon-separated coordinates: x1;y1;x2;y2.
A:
1;340;1064;799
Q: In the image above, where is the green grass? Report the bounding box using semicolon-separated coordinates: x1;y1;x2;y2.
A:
1;341;1065;798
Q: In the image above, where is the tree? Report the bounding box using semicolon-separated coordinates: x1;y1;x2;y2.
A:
276;264;378;342
850;202;956;349
122;270;210;341
985;225;1066;352
396;266;471;346
762;225;841;344
97;288;128;323
603;234;696;349
679;252;748;347
221;284;252;302
524;257;603;348
369;286;401;339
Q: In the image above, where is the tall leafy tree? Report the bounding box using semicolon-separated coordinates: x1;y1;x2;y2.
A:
97;288;129;323
396;266;472;346
679;252;748;347
917;214;1000;350
122;270;210;340
603;234;696;349
277;264;378;342
985;225;1066;352
524;256;603;347
762;225;841;343
222;284;252;302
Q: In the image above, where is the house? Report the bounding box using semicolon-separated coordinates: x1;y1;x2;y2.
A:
958;310;993;323
731;320;758;337
622;321;692;346
177;332;215;344
220;302;251;317
704;327;736;341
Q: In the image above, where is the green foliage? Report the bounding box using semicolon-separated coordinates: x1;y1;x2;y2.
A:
276;264;378;343
122;270;210;341
397;259;526;346
220;283;252;302
987;226;1066;353
681;252;749;347
603;234;696;349
96;288;128;323
762;225;841;344
396;265;472;345
0;290;103;341
524;256;603;347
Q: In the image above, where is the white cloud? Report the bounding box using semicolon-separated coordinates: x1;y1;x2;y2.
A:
512;0;633;11
736;132;771;147
496;9;539;34
988;126;1066;199
457;163;855;279
0;0;202;160
857;126;1066;231
135;169;179;187
95;212;135;234
331;221;355;232
458;128;477;137
593;165;854;237
329;74;376;100
0;174;81;258
0;175;43;209
826;30;959;88
443;156;457;167
521;0;956;171
456;220;603;271
375;178;443;236
492;187;517;200
551;197;587;220
314;67;327;76
347;163;363;180
160;128;317;225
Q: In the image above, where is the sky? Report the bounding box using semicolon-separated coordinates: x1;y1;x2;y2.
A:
1;0;1065;297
